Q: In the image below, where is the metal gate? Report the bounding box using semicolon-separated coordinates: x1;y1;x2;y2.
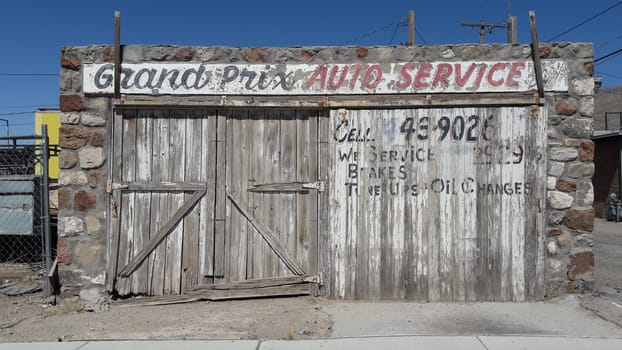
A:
107;109;321;296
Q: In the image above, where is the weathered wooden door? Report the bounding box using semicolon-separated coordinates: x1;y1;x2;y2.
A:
326;107;546;301
222;109;319;283
108;108;320;296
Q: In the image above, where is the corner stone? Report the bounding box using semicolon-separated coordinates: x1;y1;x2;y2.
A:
564;208;594;231
548;191;574;210
567;251;594;280
79;147;106;169
59;216;85;236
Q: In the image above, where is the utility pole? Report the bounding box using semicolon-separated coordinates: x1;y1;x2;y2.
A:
461;19;506;44
507;16;517;43
408;10;415;45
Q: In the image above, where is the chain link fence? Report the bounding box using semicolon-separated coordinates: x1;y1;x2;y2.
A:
0;127;55;295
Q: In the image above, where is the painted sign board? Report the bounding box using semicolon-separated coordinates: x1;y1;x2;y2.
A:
83;61;567;95
327;107;546;301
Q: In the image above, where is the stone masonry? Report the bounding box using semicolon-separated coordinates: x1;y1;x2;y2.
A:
59;43;594;299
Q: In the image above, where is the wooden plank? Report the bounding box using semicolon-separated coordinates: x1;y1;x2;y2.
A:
149;112;166;295
227;191;305;276
226;109;249;282
131;111;153;294
164;111;186;294
200;111;217;280
118;187;206;278
117;114;137;295
317;111;331;297
117;283;310;307
116;92;542;109
188;275;318;290
106;110;124;292
264;109;281;278
248;182;315;193
280;109;297;277
122;182;206;191
181;111;203;291
212;109;227;280
249;109;265;279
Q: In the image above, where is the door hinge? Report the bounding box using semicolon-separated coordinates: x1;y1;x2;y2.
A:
302;181;325;192
106;181;129;194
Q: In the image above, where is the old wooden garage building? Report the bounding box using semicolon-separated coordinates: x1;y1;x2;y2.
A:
57;43;596;301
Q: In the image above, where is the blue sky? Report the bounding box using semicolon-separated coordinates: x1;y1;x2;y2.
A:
1;0;621;136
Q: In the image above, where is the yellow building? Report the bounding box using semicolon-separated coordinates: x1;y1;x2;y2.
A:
35;109;60;179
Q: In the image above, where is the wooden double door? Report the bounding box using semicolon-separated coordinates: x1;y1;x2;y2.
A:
107;109;321;296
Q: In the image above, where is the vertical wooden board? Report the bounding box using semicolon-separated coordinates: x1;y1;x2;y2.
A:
200;111;217;280
117;115;137;295
181;111;203;291
213;110;227;281
107;110;124;292
354;110;371;300
227;109;249;282
152;114;171;295
164;111;186;294
523;106;547;300
279;109;297;277
132;111;153;295
247;109;264;279
263;109;281;278
317;111;332;297
295;110;310;273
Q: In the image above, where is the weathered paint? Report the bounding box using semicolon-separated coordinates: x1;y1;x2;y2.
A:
35;110;60;179
83;61;568;95
327;107;546;301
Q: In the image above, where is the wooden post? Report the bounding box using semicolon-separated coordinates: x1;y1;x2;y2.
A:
409;10;415;46
529;10;544;98
114;11;121;99
507;16;517;44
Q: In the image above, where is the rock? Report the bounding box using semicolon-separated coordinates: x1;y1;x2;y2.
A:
79;147;105;169
539;46;551;58
549;147;578;161
59;171;89;186
88;171;104;188
58;216;85;236
84;296;110;313
576;181;594;207
355;47;369;59
81;113;106;127
548;191;574;209
58;188;72;209
557;233;572;248
441;48;455;59
549;229;563;236
556;179;577;192
461;45;478;59
300;50;314;62
571;78;594;96
244;48;267;62
60;112;80;125
548;211;566;225
175;47;194;61
74;191;97;211
547;177;557;190
59;126;91;149
561;118;592;139
579;140;594;162
548;161;565;177
564;208;594;231
566;162;595;179
584;62;594;76
555;100;577;116
61;56;81;70
567;251;594;280
90;130;105;147
60;95;85;112
579;96;594;117
85;216;102;233
57;238;71;265
59;150;78;169
547;240;558;255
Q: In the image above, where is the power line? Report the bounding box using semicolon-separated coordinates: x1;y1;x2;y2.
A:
0;73;58;76
388;22;401;45
594;47;622;64
415;28;428;45
0;104;57;110
595;70;622;80
547;0;622;41
343;17;408;45
0;111;36;116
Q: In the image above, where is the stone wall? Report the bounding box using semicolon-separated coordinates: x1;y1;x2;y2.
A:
59;43;595;299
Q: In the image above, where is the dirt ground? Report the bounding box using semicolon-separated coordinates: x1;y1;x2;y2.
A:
0;293;332;342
